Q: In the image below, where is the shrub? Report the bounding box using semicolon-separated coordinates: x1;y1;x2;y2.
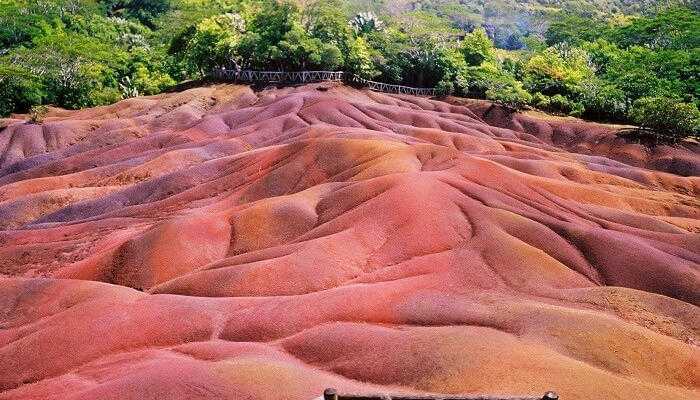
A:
460;27;496;66
577;79;628;121
549;94;574;113
29;105;49;124
531;92;550;109
0;65;44;116
629;97;700;142
465;61;512;98
523;45;594;97
569;101;585;117
345;37;378;80
435;79;454;96
486;81;532;112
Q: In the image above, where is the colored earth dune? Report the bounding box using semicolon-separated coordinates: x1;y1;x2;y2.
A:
0;83;698;400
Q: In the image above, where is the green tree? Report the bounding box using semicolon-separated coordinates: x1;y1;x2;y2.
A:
371;12;462;88
172;13;245;75
603;46;694;102
610;7;700;50
460;27;496;66
523;45;595;97
102;0;171;28
630;97;700;141
238;0;299;69
350;11;384;35
576;78;627;120
304;0;352;46
273;22;343;70
345;36;378;79
0;2;54;50
545;14;610;46
0;64;44;116
486;80;532;111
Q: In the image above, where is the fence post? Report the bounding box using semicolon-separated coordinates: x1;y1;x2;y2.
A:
323;388;338;400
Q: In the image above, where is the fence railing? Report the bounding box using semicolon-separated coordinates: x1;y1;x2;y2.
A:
210;68;437;97
322;388;559;400
348;75;436;97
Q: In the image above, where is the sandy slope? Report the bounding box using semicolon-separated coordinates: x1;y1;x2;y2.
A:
0;83;698;400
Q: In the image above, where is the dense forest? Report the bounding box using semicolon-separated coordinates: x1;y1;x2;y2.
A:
0;0;698;140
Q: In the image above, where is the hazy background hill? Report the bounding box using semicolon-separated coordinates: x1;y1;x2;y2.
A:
345;0;698;46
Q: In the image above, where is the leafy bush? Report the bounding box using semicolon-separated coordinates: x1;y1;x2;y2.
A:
531;92;550;109
548;94;573;113
523;45;595;97
569;101;585;118
464;61;513;98
486;81;532;111
630;97;700;141
577;79;628;120
350;11;384;35
460;27;496;66
172;13;245;75
344;37;378;79
0;65;44;117
435;79;454;97
29;105;49;124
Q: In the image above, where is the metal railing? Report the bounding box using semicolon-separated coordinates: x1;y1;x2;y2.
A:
211;69;343;83
322;388;559;400
348;75;436;97
209;68;437;97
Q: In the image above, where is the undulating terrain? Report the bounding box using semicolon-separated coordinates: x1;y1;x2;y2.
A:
0;83;698;400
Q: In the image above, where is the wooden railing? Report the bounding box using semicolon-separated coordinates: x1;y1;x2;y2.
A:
322;388;559;400
210;68;437;97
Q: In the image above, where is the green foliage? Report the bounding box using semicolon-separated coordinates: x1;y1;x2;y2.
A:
0;0;174;115
239;0;299;68
370;12;463;88
523;45;595;96
548;94;576;114
486;80;532;111
0;2;54;50
1;32;124;110
0;65;44;117
275;22;344;70
460;27;496;66
465;61;513;98
434;79;454;97
630;97;700;141
345;36;378;79
610;7;700;50
127;47;176;94
545;14;610;46
603;46;696;102
305;0;353;46
172;12;245;74
102;0;171;27
350;11;383;35
576;78;628;120
535;5;700;124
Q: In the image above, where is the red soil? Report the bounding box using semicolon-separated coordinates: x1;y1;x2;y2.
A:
0;83;698;400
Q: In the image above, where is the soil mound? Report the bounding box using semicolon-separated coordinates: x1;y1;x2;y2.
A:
0;84;698;400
